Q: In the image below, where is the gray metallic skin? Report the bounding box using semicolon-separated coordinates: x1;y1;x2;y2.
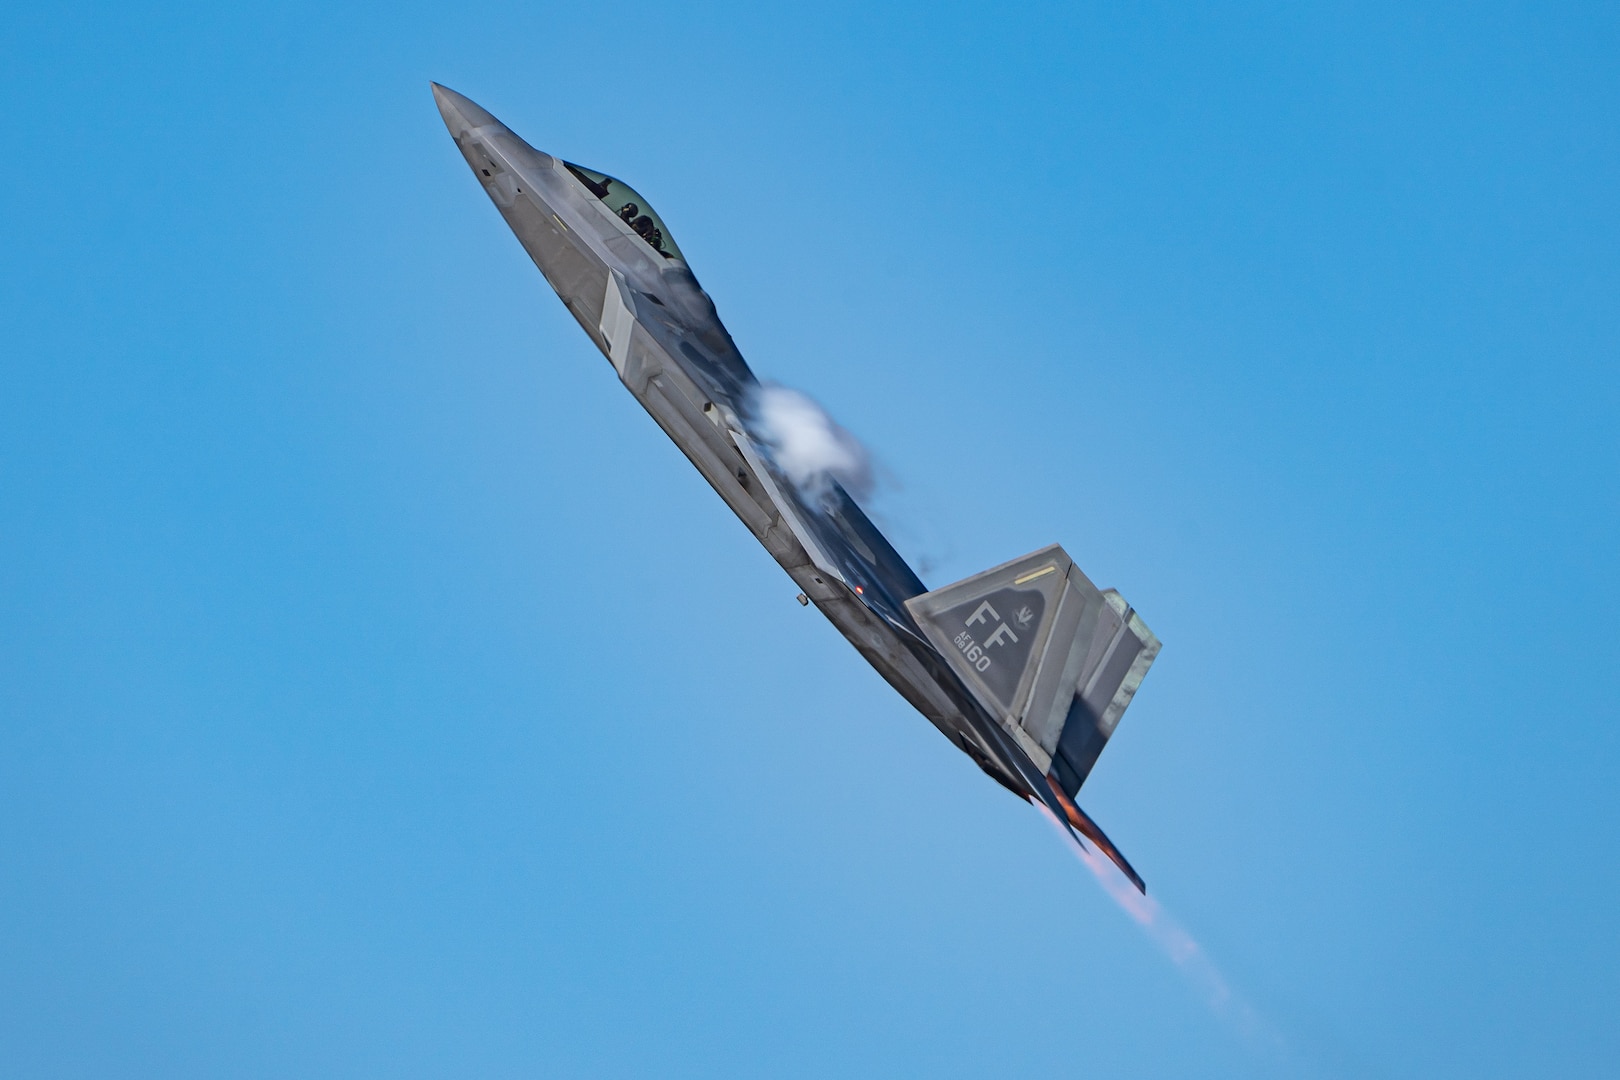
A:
431;84;1148;890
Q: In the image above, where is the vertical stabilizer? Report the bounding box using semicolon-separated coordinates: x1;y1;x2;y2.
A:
904;545;1159;792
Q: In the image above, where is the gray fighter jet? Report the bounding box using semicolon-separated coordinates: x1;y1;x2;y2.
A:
432;84;1161;891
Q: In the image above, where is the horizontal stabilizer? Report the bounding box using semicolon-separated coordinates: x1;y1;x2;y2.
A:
1044;773;1145;893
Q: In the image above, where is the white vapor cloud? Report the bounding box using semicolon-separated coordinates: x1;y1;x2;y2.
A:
743;383;874;501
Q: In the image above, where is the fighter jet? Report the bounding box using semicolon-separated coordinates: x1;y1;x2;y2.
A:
431;84;1161;892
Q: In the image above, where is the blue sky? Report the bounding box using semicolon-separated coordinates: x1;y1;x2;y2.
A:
2;3;1616;1077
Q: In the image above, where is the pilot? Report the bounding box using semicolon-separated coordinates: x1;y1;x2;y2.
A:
618;202;639;223
625;213;666;252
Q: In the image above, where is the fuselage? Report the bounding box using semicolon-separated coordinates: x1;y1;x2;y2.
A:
432;83;1061;804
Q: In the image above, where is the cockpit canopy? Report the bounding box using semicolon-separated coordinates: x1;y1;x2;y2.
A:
564;162;685;262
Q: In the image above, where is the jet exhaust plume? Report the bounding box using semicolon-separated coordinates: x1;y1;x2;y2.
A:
1034;804;1301;1070
744;384;874;501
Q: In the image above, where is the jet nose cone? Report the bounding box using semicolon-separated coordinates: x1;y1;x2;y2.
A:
430;82;505;138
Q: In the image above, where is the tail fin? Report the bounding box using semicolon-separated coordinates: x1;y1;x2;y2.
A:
903;545;1161;795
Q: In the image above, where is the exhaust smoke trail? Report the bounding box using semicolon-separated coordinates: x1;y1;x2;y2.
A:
1034;804;1297;1066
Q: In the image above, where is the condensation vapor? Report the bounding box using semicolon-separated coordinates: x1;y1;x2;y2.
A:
1034;804;1294;1063
739;383;959;577
743;383;874;501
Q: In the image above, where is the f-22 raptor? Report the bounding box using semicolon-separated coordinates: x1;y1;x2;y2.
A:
432;83;1162;891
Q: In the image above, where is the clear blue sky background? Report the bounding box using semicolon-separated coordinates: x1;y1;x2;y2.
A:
2;3;1616;1077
